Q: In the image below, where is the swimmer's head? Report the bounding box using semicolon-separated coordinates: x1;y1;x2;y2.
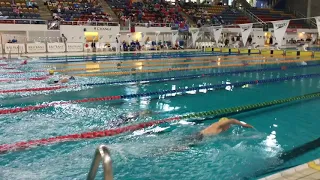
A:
49;70;55;75
219;117;231;130
219;117;229;122
69;76;75;80
140;110;153;116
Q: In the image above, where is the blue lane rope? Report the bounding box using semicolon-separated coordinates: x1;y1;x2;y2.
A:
81;63;320;87
117;73;320;99
36;53;226;63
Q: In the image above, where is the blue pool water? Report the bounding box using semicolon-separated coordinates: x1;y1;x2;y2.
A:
0;52;320;180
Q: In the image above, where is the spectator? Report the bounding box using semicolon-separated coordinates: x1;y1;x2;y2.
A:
61;34;67;42
135;40;141;51
26;1;33;8
197;19;201;28
122;41;128;51
33;2;39;9
12;37;17;43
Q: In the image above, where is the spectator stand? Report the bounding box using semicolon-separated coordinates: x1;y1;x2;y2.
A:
106;0;186;29
181;3;251;28
247;8;310;29
0;0;42;24
45;0;112;24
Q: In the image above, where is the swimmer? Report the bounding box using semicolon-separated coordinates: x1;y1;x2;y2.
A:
48;75;76;84
111;110;155;127
20;59;27;65
183;117;254;144
200;117;254;137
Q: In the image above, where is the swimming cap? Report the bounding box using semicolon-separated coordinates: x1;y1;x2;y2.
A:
49;70;55;75
69;76;75;80
219;117;229;122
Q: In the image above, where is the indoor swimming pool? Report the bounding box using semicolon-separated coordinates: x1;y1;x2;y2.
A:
0;51;320;180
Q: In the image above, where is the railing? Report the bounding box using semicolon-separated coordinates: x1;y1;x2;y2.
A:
0;19;46;24
61;21;119;26
287;7;316;28
0;18;119;26
87;145;113;180
243;8;266;26
295;11;316;28
134;22;174;27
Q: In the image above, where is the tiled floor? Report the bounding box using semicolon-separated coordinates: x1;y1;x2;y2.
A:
259;159;320;180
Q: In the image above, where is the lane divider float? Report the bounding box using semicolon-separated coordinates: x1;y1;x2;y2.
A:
1;91;319;154
42;53;290;68
2;63;320;94
74;57;318;77
54;56;307;73
1;73;320;114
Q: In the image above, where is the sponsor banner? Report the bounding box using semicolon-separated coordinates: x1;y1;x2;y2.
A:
93;27;112;31
250;49;260;54
190;28;200;46
47;43;65;53
5;43;25;54
272;20;290;46
66;43;84;52
315;17;320;37
273;50;284;55
261;49;270;55
314;52;320;57
27;43;46;53
239;49;249;54
222;48;229;53
171;30;179;45
299;51;312;56
205;47;213;52
230;48;239;53
239;23;253;46
212;26;223;43
285;50;297;56
213;48;221;52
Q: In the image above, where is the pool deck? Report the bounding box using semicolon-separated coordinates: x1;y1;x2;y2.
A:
259;158;320;180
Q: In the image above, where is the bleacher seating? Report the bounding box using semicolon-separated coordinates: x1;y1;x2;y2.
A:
182;4;251;26
0;0;41;24
249;8;309;28
106;0;185;26
46;0;111;23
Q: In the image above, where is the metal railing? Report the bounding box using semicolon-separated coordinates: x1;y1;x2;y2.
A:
61;21;119;26
87;145;113;180
243;8;265;26
134;22;173;27
0;18;119;26
292;10;316;28
0;19;46;24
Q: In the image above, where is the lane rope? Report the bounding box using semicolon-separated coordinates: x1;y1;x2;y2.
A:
0;76;49;83
45;54;285;68
1;91;319;154
1;73;320;114
54;56;307;73
74;57;318;77
1;63;320;94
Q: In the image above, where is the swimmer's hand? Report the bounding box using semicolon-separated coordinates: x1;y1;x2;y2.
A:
239;120;254;128
243;124;254;128
227;119;254;128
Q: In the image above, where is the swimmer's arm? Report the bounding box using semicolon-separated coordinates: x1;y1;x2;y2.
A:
222;119;254;128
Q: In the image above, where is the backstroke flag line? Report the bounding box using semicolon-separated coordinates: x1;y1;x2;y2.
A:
272;20;290;46
212;26;223;43
239;23;253;46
